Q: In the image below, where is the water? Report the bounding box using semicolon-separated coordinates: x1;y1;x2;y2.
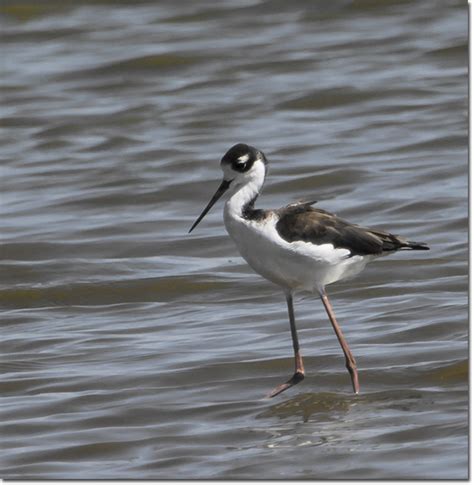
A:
0;0;468;479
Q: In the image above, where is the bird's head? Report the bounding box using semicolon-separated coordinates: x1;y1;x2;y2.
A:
189;143;268;233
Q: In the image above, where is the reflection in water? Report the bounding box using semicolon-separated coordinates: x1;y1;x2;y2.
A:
259;392;354;423
253;386;450;478
257;393;356;453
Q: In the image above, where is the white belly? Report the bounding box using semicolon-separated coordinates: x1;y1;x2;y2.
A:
224;210;373;293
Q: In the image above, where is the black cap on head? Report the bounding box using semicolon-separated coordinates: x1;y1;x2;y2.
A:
221;143;267;173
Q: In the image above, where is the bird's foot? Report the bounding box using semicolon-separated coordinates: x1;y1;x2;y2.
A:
266;371;304;398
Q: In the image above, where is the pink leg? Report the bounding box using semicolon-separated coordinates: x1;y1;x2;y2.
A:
267;293;305;398
320;289;360;394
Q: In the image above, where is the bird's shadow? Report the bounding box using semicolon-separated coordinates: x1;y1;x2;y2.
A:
257;391;357;423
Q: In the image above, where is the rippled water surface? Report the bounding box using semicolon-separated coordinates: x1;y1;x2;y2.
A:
1;0;468;479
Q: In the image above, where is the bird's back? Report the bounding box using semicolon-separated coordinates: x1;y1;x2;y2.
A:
275;201;429;257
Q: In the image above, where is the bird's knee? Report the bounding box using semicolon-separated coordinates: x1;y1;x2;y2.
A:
345;358;357;374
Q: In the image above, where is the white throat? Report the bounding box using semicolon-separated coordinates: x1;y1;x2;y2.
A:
223;160;266;219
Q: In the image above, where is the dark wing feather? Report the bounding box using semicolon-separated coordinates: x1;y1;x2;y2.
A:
275;204;428;256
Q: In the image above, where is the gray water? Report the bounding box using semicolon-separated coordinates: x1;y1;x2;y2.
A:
0;0;468;479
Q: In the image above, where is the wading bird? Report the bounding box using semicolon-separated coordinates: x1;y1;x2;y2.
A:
189;143;429;397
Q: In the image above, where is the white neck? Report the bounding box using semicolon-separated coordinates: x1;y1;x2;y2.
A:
224;160;266;219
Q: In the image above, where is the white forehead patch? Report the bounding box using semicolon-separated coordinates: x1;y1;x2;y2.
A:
237;154;250;164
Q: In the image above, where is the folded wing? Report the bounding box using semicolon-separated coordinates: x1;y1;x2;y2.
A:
275;202;429;257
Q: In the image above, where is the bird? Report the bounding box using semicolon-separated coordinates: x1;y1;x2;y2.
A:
189;143;429;398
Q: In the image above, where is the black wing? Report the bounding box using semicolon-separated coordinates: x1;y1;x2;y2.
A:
275;202;429;256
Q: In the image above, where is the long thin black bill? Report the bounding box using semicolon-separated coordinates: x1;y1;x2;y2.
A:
188;179;231;233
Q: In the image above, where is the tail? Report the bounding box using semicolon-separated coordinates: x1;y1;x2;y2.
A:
368;228;430;252
400;240;430;250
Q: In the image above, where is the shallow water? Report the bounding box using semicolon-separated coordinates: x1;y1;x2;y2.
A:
0;0;468;479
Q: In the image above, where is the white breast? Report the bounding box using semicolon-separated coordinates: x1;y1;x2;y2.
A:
223;207;373;293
